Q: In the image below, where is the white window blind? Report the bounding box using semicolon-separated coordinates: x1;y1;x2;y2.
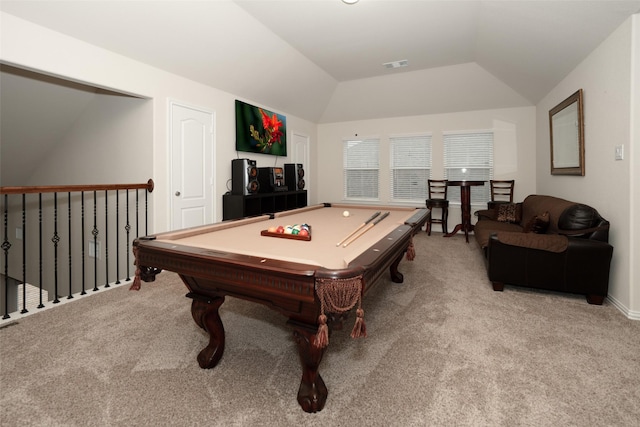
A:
390;134;432;202
343;138;379;200
443;131;493;204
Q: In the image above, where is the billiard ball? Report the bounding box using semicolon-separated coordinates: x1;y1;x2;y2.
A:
343;210;350;217
267;226;277;233
298;229;309;237
276;225;285;234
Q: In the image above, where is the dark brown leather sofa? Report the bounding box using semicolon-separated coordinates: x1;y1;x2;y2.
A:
474;195;613;304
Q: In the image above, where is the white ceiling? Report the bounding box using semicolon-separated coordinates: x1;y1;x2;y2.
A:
1;0;640;124
237;0;640;102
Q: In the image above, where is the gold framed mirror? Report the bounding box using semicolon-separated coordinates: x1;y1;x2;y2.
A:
549;89;584;175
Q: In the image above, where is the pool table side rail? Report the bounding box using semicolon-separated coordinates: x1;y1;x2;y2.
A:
404;208;431;228
133;238;320;286
147;214;272;241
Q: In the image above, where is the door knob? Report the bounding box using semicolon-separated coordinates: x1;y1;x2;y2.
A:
175;191;181;196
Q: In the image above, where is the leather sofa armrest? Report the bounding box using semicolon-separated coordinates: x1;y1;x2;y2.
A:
564;237;614;297
567;237;613;263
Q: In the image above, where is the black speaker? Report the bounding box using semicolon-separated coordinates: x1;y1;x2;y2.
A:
284;163;305;191
231;159;259;195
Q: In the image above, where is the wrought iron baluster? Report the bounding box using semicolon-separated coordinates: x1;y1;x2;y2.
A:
92;191;98;292
115;190;120;285
104;190;109;288
67;192;73;300
125;189;131;281
21;194;27;313
81;192;86;295
52;193;60;304
38;194;44;308
2;194;11;319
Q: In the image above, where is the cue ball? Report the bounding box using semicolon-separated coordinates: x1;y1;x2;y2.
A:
343;210;350;217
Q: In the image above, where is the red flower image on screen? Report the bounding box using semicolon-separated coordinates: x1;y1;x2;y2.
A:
257;109;284;151
235;100;287;156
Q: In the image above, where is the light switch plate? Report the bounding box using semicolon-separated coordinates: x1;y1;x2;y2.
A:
615;145;624;160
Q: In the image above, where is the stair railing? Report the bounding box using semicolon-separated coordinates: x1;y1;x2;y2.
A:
0;180;154;320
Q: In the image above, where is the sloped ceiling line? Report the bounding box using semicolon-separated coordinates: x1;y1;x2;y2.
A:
1;0;639;124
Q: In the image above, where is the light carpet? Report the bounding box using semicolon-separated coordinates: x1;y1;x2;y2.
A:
1;233;638;426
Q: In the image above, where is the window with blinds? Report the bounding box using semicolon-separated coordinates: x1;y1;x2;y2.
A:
443;131;493;204
343;138;379;200
390;134;432;202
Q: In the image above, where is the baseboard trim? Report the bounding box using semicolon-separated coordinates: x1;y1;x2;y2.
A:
0;279;132;325
607;294;640;320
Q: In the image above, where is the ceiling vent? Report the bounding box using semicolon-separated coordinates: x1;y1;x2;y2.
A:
383;60;409;69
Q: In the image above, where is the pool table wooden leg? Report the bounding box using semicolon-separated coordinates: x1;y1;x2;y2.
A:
390;252;405;283
189;295;226;369
291;322;328;413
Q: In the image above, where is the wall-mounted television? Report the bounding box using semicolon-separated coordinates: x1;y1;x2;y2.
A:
235;100;287;156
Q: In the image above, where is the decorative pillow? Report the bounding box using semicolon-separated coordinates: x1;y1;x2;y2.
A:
524;211;550;234
497;203;519;223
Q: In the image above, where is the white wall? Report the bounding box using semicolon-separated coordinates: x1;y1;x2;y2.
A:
1;12;317;232
536;15;639;318
25;93;153;186
632;14;640;320
316;107;537;228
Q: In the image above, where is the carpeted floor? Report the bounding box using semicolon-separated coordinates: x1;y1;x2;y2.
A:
1;232;638;426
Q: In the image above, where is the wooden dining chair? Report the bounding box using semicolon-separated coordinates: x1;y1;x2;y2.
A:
425;179;449;235
488;180;515;209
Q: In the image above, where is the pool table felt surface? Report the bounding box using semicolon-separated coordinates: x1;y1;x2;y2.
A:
154;204;420;270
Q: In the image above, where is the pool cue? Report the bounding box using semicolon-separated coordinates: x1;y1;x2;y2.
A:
342;211;390;248
336;211;381;247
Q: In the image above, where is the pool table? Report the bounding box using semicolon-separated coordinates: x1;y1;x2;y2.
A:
131;203;429;412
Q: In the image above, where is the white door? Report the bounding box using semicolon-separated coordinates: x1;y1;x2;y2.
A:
170;102;214;230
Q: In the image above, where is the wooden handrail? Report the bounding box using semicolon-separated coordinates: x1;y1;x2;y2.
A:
0;179;154;195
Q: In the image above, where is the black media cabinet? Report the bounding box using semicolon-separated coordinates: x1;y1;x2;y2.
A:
223;190;307;220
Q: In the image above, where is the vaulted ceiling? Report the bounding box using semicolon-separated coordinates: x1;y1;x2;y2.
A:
1;0;639;124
